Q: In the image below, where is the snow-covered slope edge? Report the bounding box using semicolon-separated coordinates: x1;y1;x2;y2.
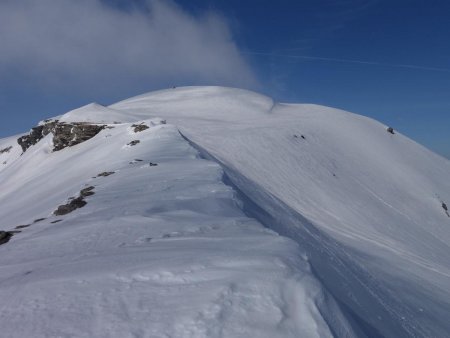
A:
183;135;417;338
0;114;356;337
1;86;449;337
112;86;450;338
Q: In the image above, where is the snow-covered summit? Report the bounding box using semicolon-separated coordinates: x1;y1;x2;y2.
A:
112;87;450;336
58;102;128;124
1;86;449;337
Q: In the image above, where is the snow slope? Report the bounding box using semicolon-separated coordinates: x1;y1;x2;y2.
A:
112;87;450;337
1;86;449;337
0;112;355;337
0;134;23;171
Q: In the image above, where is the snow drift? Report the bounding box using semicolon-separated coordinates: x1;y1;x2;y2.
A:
1;86;449;337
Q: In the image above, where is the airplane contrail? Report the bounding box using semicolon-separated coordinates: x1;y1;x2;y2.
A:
242;51;450;73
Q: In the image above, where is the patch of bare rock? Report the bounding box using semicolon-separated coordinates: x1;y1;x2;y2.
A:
0;231;14;245
0;146;12;154
17;120;106;152
96;171;115;177
127;140;140;146
131;123;149;133
54;186;96;216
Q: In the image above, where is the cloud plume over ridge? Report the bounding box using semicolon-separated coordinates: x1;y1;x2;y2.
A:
0;0;255;92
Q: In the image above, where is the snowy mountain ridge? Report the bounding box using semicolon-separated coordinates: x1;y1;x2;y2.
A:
0;86;449;338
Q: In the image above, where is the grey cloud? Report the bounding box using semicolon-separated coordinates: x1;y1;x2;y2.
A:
0;0;256;92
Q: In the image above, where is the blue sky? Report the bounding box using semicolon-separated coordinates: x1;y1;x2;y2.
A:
1;0;449;158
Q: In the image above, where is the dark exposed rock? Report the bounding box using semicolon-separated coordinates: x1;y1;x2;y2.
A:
97;171;115;177
129;159;144;164
149;162;158;167
17;122;56;152
301;135;306;139
15;219;45;229
54;186;96;216
442;202;448;212
0;146;12;154
387;127;395;134
51;220;63;224
52;123;105;151
128;140;140;146
17;120;105;153
15;224;31;229
131;123;149;133
80;186;95;197
0;231;14;245
54;197;87;216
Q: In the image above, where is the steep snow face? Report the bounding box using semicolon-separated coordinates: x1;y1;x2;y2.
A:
0;118;355;337
112;86;450;337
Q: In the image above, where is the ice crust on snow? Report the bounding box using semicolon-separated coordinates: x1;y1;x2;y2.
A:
0;86;449;337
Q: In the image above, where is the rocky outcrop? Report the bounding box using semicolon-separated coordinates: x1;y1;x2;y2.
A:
17;122;57;152
0;146;12;154
15;224;31;229
96;171;115;177
54;186;95;216
387;127;395;134
80;186;95;197
52;123;105;151
54;197;87;216
131;123;149;133
0;231;14;245
17;120;105;152
442;202;449;217
127;140;140;146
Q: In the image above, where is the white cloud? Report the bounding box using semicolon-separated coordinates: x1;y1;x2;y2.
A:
0;0;256;93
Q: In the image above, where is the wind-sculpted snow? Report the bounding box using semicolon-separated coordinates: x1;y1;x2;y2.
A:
112;86;450;337
1;86;449;337
0;114;355;337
